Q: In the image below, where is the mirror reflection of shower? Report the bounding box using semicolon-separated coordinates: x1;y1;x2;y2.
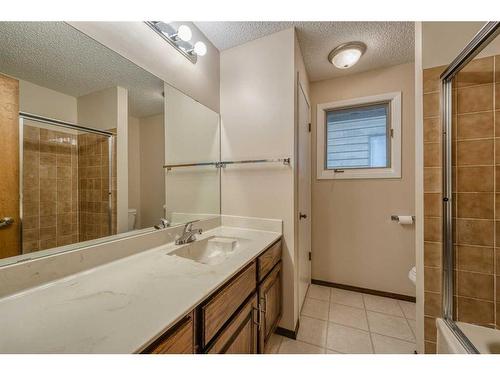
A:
20;114;115;254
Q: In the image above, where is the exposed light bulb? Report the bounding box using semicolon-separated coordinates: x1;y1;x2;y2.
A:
193;41;207;56
177;25;192;42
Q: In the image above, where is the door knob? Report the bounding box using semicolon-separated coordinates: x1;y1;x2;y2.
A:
299;212;307;220
0;217;14;229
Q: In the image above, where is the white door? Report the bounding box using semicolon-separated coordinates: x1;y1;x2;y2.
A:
297;82;311;310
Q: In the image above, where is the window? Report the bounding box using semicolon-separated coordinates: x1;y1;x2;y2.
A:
326;103;390;170
317;92;401;179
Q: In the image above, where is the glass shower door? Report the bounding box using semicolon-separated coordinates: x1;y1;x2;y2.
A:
437;22;500;353
20;116;113;254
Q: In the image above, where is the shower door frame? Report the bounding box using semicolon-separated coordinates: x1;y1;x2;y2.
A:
440;21;500;354
18;112;114;254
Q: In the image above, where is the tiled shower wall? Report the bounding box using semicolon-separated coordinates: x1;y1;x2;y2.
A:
77;132;117;241
423;56;500;353
22;126;79;252
22;126;117;253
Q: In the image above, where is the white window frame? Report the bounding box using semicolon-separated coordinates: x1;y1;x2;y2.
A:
317;91;402;180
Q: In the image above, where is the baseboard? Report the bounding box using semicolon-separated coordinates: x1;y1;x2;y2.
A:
275;319;300;340
312;279;416;303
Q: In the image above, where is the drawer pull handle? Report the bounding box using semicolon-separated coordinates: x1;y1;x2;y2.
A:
252;306;261;328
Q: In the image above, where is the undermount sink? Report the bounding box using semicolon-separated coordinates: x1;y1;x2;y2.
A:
168;236;242;265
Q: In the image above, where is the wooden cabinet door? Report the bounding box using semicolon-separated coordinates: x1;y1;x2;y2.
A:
0;74;20;260
258;262;282;353
207;294;258;354
142;313;194;354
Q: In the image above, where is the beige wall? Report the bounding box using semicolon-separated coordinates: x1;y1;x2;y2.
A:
128;114;165;229
139;114;165;228
128;116;141;228
310;63;416;297
69;22;220;113
422;22;500;69
19;79;77;123
220;28;297;330
77;87;120;130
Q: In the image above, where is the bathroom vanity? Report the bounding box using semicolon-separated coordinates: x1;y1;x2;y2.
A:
142;239;282;354
0;218;282;354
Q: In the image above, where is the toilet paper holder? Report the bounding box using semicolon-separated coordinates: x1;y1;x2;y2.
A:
391;215;415;222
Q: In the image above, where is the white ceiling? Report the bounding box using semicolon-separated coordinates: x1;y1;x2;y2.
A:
194;22;415;81
0;22;164;118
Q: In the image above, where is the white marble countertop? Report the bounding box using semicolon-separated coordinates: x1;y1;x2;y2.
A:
0;226;281;353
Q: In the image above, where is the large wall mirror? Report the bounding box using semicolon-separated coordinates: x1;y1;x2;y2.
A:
0;22;220;266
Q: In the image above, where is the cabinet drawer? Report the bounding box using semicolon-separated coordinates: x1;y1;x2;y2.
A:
201;261;257;347
257;240;282;282
207;294;258;354
142;313;194;354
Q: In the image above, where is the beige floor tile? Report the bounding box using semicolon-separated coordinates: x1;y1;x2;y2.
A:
367;311;415;342
330;288;364;308
326;322;373;354
297;316;328;347
301;298;329;320
307;284;331;301
363;294;404;316
371;333;417;354
264;333;283;354
328;303;368;330
279;337;325;354
399;300;416;320
407;319;416;337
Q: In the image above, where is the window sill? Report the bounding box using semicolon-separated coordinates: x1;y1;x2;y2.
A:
317;167;401;180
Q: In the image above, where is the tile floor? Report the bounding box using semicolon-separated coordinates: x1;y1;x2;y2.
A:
266;284;417;354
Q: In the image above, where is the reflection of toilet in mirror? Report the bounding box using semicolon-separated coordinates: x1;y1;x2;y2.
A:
128;209;137;231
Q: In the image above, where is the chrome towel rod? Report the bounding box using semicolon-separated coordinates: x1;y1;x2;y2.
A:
163;161;218;171
219;157;290;167
164;157;290;170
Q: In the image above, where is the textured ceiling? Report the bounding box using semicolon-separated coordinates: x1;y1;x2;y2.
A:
194;22;415;81
0;22;163;118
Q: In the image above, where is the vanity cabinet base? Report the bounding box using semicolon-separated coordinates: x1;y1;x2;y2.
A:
141;239;282;354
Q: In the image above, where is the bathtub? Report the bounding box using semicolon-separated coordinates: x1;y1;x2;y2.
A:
436;318;500;354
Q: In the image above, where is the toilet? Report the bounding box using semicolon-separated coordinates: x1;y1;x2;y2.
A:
408;266;416;285
128;209;137;230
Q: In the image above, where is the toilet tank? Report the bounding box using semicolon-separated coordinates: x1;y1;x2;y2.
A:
128;209;137;230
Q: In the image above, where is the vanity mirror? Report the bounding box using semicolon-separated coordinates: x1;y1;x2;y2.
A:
0;22;220;265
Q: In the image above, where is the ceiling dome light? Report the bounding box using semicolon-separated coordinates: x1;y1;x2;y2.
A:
177;25;192;42
193;41;207;56
328;42;367;69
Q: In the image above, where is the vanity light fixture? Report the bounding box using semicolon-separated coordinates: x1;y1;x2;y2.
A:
174;24;192;42
328;41;366;69
145;21;207;64
193;41;207;56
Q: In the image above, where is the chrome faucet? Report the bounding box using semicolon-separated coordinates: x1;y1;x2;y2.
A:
154;218;170;230
175;220;202;245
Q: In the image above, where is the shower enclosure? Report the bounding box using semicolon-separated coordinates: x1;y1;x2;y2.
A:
19;113;116;254
423;22;500;353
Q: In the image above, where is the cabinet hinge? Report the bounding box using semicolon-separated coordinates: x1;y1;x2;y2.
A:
308;252;312;261
308;123;311;132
